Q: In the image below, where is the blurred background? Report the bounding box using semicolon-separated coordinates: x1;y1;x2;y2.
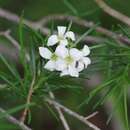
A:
0;0;130;130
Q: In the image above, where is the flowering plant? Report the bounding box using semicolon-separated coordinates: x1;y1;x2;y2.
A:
39;26;91;77
0;4;130;130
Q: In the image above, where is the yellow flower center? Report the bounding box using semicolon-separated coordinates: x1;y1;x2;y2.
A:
51;54;58;61
65;56;73;64
58;35;64;41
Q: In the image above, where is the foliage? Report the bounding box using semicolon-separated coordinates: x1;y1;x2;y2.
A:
0;0;130;130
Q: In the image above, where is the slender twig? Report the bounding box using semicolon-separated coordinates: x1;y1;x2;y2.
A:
0;8;48;33
20;75;35;123
46;98;100;130
0;30;30;61
36;14;130;45
94;0;130;27
0;107;32;130
49;91;70;130
0;30;20;50
0;8;104;44
85;111;98;120
0;8;130;45
0;8;36;28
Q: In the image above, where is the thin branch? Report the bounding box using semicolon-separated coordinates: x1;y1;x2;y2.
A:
20;75;35;123
94;0;130;27
0;8;130;45
0;30;20;50
0;8;36;28
45;98;100;130
0;8;104;44
0;107;32;130
85;111;98;120
49;91;70;130
37;14;130;45
0;8;48;34
0;30;30;61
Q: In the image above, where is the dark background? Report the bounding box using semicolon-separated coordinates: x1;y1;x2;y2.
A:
0;0;130;130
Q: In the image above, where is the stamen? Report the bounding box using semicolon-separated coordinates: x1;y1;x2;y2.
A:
65;56;73;64
51;54;58;61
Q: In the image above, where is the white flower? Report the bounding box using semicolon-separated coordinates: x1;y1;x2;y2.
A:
39;45;67;71
60;63;79;77
60;47;83;77
39;25;91;78
47;26;75;46
60;45;91;77
76;45;91;72
39;44;91;77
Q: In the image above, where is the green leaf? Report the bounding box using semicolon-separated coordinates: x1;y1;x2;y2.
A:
18;11;29;75
62;0;79;16
0;55;21;81
0;103;34;119
67;20;73;31
75;23;99;46
107;91;123;124
0;74;14;87
118;24;130;38
44;103;59;121
30;43;36;76
90;44;106;50
25;26;45;45
80;8;99;17
123;86;130;130
78;78;117;108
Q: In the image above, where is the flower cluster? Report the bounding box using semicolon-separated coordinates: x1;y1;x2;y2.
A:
39;26;91;77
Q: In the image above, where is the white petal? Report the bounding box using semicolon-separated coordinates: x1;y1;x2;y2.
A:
60;39;68;46
47;35;58;46
60;69;69;77
82;45;90;56
55;45;68;58
68;66;79;77
69;61;76;68
55;59;67;71
77;61;84;72
39;47;52;59
58;26;66;36
82;57;91;67
70;48;82;60
65;31;75;41
44;60;55;71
